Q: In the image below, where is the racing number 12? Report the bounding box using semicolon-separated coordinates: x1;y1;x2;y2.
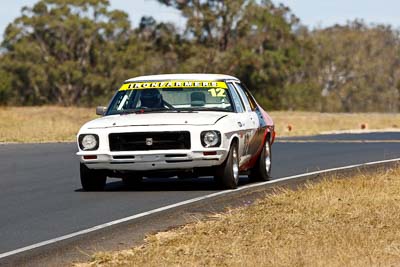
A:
208;88;226;97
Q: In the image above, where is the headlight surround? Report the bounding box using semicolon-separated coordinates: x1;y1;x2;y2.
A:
79;134;99;151
201;131;221;148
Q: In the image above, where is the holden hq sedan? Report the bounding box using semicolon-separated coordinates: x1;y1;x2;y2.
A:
77;74;275;190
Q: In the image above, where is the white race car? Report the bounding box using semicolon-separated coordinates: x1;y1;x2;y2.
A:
77;74;275;190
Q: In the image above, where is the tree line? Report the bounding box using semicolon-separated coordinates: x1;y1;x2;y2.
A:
0;0;399;112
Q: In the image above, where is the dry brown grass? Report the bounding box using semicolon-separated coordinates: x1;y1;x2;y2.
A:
0;107;399;143
0;106;95;143
75;166;400;267
270;111;400;137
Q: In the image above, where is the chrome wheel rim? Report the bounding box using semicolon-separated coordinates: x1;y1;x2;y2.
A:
232;147;239;184
265;142;271;173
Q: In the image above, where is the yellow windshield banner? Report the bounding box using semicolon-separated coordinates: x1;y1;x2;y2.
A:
119;80;228;91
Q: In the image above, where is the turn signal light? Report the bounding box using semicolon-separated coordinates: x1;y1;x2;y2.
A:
83;155;97;160
203;151;217;156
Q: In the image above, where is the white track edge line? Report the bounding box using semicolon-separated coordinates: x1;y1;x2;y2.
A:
0;157;399;260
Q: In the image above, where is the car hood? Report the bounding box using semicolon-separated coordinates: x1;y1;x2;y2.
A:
85;112;228;129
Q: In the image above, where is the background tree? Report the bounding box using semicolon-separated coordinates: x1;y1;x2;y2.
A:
1;0;131;105
158;0;305;109
309;21;400;112
0;0;399;112
159;0;251;51
0;58;13;105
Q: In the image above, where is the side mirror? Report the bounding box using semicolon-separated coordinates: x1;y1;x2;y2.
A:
96;106;107;116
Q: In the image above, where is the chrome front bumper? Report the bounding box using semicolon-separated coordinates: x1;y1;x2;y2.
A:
77;149;228;171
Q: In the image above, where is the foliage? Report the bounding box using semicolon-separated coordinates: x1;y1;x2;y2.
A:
1;0;132;105
0;0;399;112
309;22;400;112
158;0;305;110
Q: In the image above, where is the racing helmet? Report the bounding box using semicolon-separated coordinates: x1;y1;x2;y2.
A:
140;89;163;108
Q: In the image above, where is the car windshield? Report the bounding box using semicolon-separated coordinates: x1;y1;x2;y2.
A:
106;80;234;115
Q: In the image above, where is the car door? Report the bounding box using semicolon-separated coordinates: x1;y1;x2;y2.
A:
233;82;262;162
226;82;251;164
226;82;257;166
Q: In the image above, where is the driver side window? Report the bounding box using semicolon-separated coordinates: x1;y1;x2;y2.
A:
227;82;245;113
234;83;252;112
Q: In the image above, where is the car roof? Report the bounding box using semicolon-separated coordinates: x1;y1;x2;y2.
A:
125;73;240;82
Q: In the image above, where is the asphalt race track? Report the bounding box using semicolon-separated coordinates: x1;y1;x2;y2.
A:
0;132;400;258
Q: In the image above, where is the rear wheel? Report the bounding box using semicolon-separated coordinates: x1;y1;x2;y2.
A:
80;163;107;191
249;139;272;182
215;142;240;189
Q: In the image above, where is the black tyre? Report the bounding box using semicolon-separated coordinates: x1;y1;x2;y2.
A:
80;163;107;191
249;139;272;182
215;142;240;189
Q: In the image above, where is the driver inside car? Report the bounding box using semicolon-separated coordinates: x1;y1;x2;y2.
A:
140;89;164;108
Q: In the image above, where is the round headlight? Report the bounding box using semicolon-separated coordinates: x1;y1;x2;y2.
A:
202;131;220;147
81;134;98;150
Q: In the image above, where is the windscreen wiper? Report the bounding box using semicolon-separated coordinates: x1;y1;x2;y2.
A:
119;107;196;114
191;107;232;112
134;108;176;114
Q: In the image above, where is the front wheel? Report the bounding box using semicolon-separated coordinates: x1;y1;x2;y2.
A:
80;163;107;191
249;139;272;182
215;142;240;189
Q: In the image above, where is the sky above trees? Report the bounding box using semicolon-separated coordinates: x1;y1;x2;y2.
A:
278;0;400;28
1;0;400;38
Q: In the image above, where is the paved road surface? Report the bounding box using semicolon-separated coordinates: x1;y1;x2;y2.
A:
0;132;399;255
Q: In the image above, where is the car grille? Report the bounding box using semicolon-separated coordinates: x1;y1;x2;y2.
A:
109;132;191;151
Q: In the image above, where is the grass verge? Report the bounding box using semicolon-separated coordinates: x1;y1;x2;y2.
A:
74;165;400;267
0;107;399;143
271;111;400;137
0;106;95;143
